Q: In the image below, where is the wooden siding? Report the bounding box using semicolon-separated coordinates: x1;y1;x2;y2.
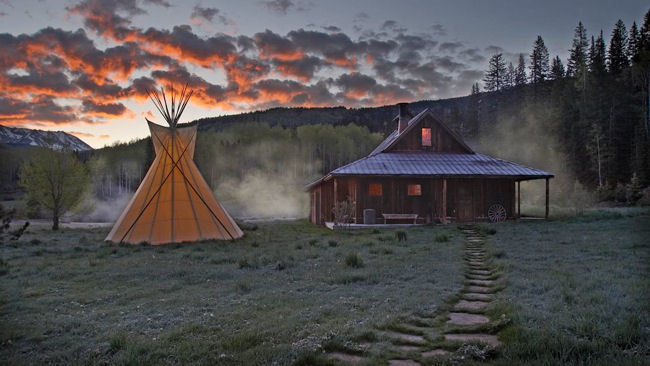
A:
309;176;516;224
388;114;469;153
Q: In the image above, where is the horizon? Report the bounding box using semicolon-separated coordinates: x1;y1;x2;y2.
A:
0;0;646;148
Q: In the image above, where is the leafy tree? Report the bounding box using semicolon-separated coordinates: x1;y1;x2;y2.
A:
608;19;629;74
567;22;589;77
20;149;89;230
483;53;507;92
550;56;565;80
514;53;527;85
529;36;550;83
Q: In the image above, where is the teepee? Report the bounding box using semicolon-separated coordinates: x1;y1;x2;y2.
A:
106;85;243;244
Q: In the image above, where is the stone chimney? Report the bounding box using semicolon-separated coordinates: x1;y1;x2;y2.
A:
398;102;409;134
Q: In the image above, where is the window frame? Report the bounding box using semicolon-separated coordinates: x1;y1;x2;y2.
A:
407;183;422;196
368;183;383;196
421;127;432;147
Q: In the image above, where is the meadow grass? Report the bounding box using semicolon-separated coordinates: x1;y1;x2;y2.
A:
0;209;647;365
0;220;463;365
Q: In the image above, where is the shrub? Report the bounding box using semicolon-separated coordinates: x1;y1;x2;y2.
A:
328;240;338;247
345;252;364;268
109;331;127;353
308;239;318;246
235;281;251;293
435;233;449;242
638;187;650;206
395;230;407;241
238;257;256;269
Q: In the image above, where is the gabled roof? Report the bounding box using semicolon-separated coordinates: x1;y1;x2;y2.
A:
369;108;474;155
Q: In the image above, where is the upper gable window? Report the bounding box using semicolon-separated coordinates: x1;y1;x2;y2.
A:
421;128;432;146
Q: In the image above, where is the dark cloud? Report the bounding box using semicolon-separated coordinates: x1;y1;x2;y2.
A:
273;56;324;81
81;99;128;116
288;29;364;66
485;45;503;54
322;25;341;33
0;95;77;125
260;0;310;14
190;5;233;26
381;20;407;34
439;41;463;53
458;48;486;63
428;23;446;36
253;29;302;60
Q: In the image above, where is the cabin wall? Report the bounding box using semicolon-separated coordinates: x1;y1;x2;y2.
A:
310;176;516;225
389;115;468;153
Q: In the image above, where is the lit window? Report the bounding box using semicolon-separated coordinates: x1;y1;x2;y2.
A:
408;184;422;196
422;128;432;146
369;184;382;196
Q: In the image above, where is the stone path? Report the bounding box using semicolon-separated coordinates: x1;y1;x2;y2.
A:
323;227;506;364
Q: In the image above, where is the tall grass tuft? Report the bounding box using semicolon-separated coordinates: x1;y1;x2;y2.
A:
345;252;364;268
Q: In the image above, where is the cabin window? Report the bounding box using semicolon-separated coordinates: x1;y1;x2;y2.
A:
369;184;382;196
421;128;432;146
408;184;422;196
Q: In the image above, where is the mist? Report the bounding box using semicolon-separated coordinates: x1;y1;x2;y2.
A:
471;101;591;214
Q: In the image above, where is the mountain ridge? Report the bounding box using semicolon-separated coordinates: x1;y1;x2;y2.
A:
0;125;93;151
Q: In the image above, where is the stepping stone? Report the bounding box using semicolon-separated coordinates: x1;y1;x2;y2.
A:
467;261;486;267
453;300;489;311
447;312;490;325
467;279;495;287
444;333;501;347
465;285;495;294
326;352;364;363
384;331;427;345
465;274;496;280
388;359;421;366
462;293;494;301
468;269;492;275
394;345;421;352
421;349;451;358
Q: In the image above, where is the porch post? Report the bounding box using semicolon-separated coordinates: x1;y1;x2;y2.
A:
354;179;360;224
517;180;521;218
442;178;447;224
545;178;549;219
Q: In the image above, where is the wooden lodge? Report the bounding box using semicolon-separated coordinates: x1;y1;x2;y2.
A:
306;103;553;225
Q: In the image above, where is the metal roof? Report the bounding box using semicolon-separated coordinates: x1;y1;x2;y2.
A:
330;152;553;179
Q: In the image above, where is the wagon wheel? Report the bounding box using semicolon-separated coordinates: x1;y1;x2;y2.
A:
488;204;507;222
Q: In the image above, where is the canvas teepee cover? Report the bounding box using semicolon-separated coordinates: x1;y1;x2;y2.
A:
106;86;243;244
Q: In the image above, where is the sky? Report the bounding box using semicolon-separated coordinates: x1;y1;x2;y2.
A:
0;0;647;148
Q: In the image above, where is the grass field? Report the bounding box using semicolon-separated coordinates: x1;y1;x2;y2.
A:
0;208;648;365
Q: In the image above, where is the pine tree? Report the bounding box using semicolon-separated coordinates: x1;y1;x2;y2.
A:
588;32;607;75
550;56;565;79
608;19;629;74
514;53;527;85
504;62;515;88
628;21;641;63
483;53;507;92
567;21;589;77
471;82;480;95
529;36;549;83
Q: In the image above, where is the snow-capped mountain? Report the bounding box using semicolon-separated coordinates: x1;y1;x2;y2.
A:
0;125;92;151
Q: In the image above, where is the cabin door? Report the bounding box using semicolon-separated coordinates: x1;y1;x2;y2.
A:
457;181;473;221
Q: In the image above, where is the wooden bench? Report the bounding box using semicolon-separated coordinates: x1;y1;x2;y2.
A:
382;213;419;224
